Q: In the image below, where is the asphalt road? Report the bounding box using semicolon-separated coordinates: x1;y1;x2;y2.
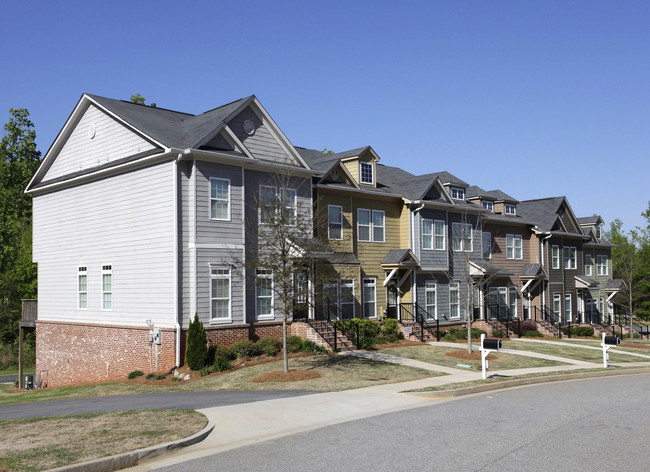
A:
0;374;19;383
156;374;650;472
0;390;314;419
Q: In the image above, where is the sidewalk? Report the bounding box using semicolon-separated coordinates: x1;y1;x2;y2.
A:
99;343;650;471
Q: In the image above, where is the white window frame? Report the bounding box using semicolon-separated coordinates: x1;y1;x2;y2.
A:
450;187;465;200
328;205;343;240
372;210;385;243
101;264;112;311
209;177;230;221
552;245;560;269
425;281;437;319
452;222;473;252
508;286;517;317
434;220;445;250
449;282;460;319
363;278;377;318
259;185;296;225
259;185;276;225
360;162;374;185
565;292;572;322
340;278;355;319
553;293;561;321
282;188;297;225
78;266;87;310
256;269;274;320
596;255;608;275
210;265;231;321
585;254;593;276
505;204;516;215
482;232;492;259
422;218;433;250
482;201;494;212
357;209;371;242
564;247;577;270
506;234;523;260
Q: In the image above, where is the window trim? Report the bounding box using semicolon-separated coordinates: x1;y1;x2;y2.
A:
282;188;297;225
449;282;460;319
508;286;517;318
360;162;374;185
563;246;577;270
372;210;385;243
357;208;371;242
101;264;112;311
505;204;516;215
255;269;274;320
259;185;297;226
210;265;232;322
506;234;523;260
422;218;433;250
553;293;561;321
259;185;276;225
425;281;437;319
452;222;473;252
482;231;492;259
585;254;593;276
564;292;572;322
328;205;343;240
209;177;231;221
482;201;494;212
78;266;88;310
596;255;608;275
434;220;445;250
552;245;560;269
450;187;465;200
363;278;377;318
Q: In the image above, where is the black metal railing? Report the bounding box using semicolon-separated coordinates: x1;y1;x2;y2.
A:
400;303;445;342
531;305;577;339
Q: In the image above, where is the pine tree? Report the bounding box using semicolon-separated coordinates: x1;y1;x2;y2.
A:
185;313;207;370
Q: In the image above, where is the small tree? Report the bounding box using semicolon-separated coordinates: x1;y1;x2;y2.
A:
185;313;207;370
130;94;145;105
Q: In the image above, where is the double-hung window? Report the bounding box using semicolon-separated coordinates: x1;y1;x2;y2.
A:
259;185;276;224
564;247;577;270
596;255;608;275
256;269;273;319
422;219;433;250
505;204;516;215
360;162;374;185
564;293;572;322
357;209;384;242
363;278;377;318
425;281;437;319
452;223;472;252
508;286;517;317
450;187;465;200
101;265;112;310
552;245;560;269
585;254;593;276
328;205;343;240
506;234;523;259
434;220;445;250
210;178;230;220
323;279;355;320
449;282;460;318
553;293;561;322
482;201;494;212
260;186;296;225
482;232;492;259
78;267;87;309
210;266;231;320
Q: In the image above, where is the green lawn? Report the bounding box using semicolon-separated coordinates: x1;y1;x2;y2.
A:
507;341;645;363
380;345;566;371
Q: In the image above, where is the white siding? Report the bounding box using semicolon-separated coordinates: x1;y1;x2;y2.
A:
43;104;156;181
33;163;176;327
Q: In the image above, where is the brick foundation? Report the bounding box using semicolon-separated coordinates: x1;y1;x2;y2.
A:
35;321;177;387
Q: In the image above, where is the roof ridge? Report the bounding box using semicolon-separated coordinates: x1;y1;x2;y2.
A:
85;93;194;117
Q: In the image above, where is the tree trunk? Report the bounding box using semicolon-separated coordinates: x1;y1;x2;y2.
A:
629;290;634;343
283;313;289;373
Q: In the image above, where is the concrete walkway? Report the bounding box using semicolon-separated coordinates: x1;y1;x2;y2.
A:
508;337;650;360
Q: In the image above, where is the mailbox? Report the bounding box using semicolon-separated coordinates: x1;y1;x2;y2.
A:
482;338;502;351
604;336;621;346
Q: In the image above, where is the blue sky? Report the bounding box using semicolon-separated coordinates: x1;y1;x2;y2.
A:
1;1;648;232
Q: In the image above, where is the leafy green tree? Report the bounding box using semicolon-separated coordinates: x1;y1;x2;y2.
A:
130;94;146;104
0;109;41;344
185;313;208;370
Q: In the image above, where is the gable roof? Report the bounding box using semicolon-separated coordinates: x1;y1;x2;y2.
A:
577;215;604;226
518;196;583;235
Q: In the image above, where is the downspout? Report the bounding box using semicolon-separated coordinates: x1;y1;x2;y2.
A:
173;153;183;368
541;232;552;313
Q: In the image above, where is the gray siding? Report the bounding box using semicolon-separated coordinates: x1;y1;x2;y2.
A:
230;107;293;165
44;104;156;181
32;162;176;327
416;208;449;270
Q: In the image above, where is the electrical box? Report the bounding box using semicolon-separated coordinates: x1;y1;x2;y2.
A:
153;328;162;345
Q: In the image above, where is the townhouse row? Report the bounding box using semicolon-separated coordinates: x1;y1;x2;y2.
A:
27;94;620;385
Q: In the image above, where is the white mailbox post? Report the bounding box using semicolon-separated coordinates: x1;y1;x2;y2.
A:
480;333;502;380
601;333;621;368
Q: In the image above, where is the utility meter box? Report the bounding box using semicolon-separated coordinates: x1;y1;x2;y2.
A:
153;328;162;345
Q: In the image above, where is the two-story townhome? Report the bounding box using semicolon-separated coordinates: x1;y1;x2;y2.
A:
26;93;315;385
577;215;617;323
518;197;592;324
296;147;412;321
466;187;541;321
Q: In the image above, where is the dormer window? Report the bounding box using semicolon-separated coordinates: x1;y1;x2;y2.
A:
450;187;465;200
595;225;602;239
360;162;374;185
505;204;516;215
482;201;494;212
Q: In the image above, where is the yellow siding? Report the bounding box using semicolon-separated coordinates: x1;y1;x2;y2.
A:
342;159;359;184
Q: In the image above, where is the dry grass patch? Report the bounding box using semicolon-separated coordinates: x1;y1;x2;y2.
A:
507;341;644;363
0;409;206;472
252;370;321;383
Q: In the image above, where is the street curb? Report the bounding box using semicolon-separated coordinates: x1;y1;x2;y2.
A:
406;367;650;398
48;422;214;472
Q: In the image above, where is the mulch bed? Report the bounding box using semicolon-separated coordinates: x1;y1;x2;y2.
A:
251;370;322;383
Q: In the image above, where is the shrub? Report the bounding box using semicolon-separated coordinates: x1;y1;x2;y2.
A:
205;345;216;365
127;370;144;380
491;329;506;338
256;337;283;357
213;355;233;372
447;327;487;340
520;320;538;332
186;313;208;370
286;335;304;353
171;375;183;382
523;330;543;337
381;319;399;337
231;340;261;358
335;319;381;349
214;344;235;360
155;374;166;380
302;339;327;353
199;366;211;377
145;373;156;380
561;326;595;337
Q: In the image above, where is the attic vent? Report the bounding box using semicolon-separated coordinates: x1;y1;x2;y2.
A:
242;119;255;135
88;124;96;139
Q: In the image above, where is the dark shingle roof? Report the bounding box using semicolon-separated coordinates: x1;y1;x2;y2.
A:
606;279;624;291
517;197;566;231
578;215;602;225
470;260;513;277
466;186;518;203
521;263;544;277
